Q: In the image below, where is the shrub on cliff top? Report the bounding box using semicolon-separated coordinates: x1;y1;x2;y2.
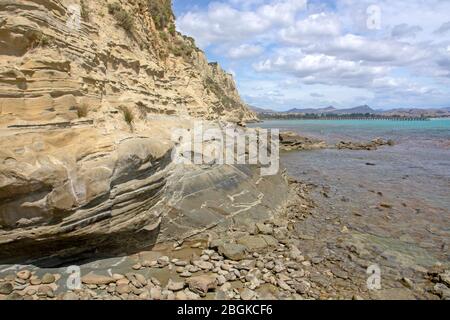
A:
147;0;173;30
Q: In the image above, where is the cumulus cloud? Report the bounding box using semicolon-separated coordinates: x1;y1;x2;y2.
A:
177;0;307;47
227;44;264;59
304;34;429;64
279;13;341;45
434;21;450;34
175;0;450;108
254;50;388;88
391;24;423;38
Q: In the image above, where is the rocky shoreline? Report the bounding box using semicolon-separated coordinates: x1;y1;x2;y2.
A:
279;131;395;152
1;178;448;301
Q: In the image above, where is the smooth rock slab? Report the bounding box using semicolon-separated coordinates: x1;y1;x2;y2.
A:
237;235;278;252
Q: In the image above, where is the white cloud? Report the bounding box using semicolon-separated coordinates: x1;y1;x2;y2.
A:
174;0;450;108
391;24;423;38
177;0;307;47
254;50;388;87
434;21;450;34
279;13;341;45
306;34;429;64
227;44;264;59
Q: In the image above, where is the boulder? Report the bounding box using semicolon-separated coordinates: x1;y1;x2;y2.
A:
187;275;217;296
218;243;247;261
81;273;115;285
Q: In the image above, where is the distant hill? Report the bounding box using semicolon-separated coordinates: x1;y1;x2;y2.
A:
249;106;277;113
251;104;450;117
285;106;337;114
328;105;377;115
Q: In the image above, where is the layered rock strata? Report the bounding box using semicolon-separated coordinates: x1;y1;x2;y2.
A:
0;0;285;265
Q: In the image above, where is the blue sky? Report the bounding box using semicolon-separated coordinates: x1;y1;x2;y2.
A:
173;0;450;111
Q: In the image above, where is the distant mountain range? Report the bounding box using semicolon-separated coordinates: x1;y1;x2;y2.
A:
250;105;450;117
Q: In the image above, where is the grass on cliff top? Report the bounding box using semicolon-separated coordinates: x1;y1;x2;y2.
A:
147;0;174;31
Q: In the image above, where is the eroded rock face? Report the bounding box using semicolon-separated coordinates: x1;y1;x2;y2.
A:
0;1;285;264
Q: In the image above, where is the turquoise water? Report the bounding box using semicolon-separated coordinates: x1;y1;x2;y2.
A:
251;119;450;269
253;119;450;144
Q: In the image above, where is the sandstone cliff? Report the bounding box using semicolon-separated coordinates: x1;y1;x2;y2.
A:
0;0;284;265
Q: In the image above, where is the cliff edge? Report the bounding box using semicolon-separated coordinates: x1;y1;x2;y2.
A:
0;0;285;264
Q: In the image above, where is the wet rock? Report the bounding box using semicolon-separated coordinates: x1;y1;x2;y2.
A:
218;243;247;261
0;282;13;295
187;275;217;296
279;132;327;151
336;138;394;151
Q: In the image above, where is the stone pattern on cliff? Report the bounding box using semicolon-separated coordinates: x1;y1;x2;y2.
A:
0;0;277;264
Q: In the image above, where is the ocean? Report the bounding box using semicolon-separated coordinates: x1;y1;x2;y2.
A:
252;119;450;277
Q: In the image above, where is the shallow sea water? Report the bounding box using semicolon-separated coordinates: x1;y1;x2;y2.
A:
252;119;450;270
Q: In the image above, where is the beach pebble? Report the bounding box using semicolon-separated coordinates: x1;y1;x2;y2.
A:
16;270;31;280
41;273;56;284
